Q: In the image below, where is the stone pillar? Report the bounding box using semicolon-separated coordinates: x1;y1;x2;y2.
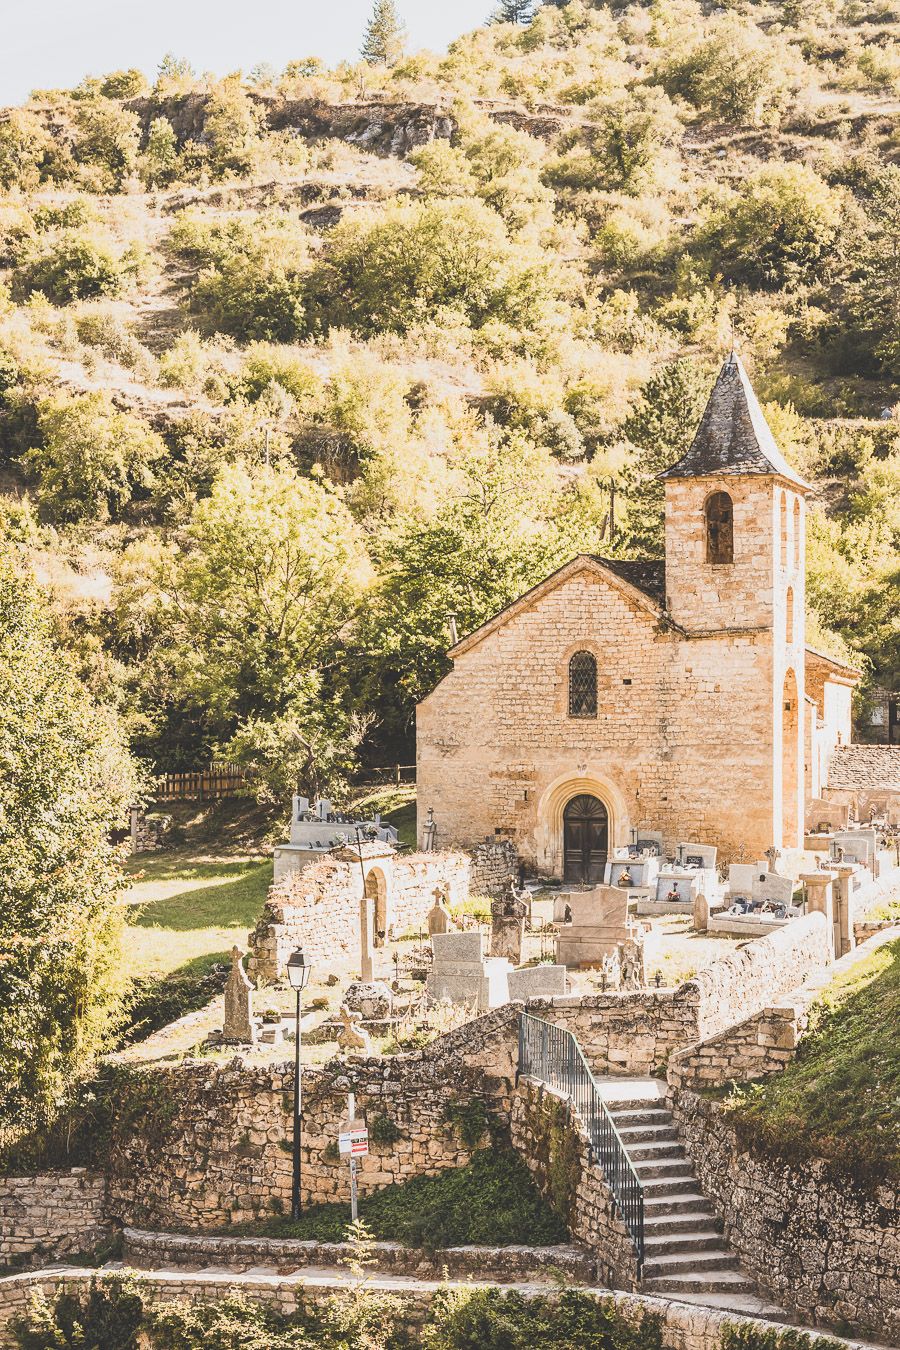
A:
359;895;374;982
833;864;857;957
800;872;836;961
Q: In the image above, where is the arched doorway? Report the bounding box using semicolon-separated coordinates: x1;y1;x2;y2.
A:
782;669;800;847
365;868;388;947
563;794;608;884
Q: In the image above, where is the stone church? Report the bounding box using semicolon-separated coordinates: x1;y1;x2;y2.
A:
416;354;859;875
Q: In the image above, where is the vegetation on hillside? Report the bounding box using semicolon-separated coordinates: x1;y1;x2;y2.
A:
0;0;899;801
722;937;900;1184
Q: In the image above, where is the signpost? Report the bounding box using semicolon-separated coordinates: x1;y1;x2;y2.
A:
339;1095;369;1222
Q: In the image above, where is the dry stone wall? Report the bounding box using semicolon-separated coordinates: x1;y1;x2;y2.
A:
510;1078;640;1290
104;1005;519;1230
672;1090;900;1344
0;1171;108;1269
525;989;701;1076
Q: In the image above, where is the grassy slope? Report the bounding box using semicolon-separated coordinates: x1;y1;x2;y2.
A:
723;937;900;1184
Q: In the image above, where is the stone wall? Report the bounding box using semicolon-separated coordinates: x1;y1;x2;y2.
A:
671;1090;900;1344
469;839;519;896
248;847;470;983
0;1267;880;1350
510;1079;640;1290
0;1171;108;1269
104;1005;519;1230
525;988;701;1077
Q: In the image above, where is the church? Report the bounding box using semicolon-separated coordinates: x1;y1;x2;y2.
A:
415;353;859;875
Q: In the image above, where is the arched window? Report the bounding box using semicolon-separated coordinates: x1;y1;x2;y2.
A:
705;492;734;564
568;651;597;718
786;586;794;644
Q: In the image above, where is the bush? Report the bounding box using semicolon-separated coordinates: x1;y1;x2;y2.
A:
663;13;802;125
309;198;556;337
423;1288;666;1350
24;391;166;521
13;231;136;304
13;1276;143;1350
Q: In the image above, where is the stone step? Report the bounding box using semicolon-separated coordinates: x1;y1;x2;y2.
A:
643;1270;757;1296
640;1176;705;1198
616;1124;679;1145
633;1158;695;1180
645;1209;720;1233
608;1107;671;1127
643;1250;740;1279
644;1230;728;1256
627;1140;685;1162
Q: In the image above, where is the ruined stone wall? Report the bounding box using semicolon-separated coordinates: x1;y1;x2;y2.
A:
0;1171;108;1268
510;1079;640;1290
672;1090;900;1344
417;557;781;872
469;839;520;896
248;849;469;983
103;1006;519;1231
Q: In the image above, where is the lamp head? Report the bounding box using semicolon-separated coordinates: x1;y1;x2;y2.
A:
287;948;311;991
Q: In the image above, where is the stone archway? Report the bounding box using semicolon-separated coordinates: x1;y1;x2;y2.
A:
782;668;800;847
365;867;388;947
535;771;628;879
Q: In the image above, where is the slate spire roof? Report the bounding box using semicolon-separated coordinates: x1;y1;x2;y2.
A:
659;352;809;490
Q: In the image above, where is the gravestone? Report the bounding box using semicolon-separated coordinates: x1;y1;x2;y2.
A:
692;889;710;933
427;885;454;936
427;931;510;1010
728;863;756;899
507;964;567;1000
223;946;257;1044
344;980;392;1020
489;888;526;963
677;842;718;870
555;885;639;968
619;935;645;990
751;871;794;905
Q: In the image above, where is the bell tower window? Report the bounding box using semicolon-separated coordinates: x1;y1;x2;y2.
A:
568;651;598;718
705;491;734;564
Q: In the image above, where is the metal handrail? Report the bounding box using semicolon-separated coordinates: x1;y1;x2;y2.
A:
517;1011;644;1270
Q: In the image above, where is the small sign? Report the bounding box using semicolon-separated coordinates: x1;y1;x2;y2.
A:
338;1128;369;1157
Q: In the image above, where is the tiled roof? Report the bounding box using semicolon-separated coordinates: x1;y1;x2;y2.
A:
659;353;809;489
827;745;900;790
593;556;665;608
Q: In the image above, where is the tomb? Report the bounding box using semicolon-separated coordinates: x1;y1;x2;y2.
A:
507;964;568;1000
710;867;800;936
273;795;399;881
221;946;257;1045
426;931;512;1011
489;888;527;963
555;884;645;969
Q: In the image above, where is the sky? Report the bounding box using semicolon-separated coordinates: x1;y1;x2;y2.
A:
0;0;492;106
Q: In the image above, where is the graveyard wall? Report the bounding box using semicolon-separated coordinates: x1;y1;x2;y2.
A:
671;1089;900;1344
103;1005;519;1230
248;848;470;983
0;1170;108;1269
524;988;701;1076
510;1078;641;1290
0;1266;881;1350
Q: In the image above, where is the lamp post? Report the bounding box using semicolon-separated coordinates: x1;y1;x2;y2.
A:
287;948;311;1221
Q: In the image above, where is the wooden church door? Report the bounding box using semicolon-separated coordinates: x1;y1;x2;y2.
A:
563;794;609;884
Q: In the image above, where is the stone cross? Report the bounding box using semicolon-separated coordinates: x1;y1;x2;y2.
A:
223;946;257;1044
764;845;781;871
427;887;454;936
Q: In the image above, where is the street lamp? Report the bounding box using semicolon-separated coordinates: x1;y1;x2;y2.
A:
287;948;312;1221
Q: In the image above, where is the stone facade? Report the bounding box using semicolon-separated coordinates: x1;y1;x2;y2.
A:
0;1171;108;1269
510;1078;640;1290
417;358;859;867
672;1090;900;1343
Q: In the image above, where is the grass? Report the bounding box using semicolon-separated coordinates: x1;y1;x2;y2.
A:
230;1146;568;1248
348;784;417;849
722;937;900;1184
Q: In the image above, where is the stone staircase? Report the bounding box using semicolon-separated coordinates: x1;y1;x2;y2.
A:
600;1080;777;1310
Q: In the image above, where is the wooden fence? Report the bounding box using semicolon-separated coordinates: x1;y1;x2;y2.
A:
155;763;248;801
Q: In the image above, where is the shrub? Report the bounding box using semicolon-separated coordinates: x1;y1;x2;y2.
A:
24;391;166;521
13;231;136;304
12;1276;143;1350
71;97;141;188
663;13;802;125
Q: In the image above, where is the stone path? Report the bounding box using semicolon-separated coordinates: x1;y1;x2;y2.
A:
598;1078;784;1319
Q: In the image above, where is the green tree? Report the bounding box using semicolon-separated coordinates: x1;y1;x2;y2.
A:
663;13;801;126
71;98;141;187
849;164;900;376
141;116;180;187
617;358;713;556
124;464;372;783
203;76;266;177
0;108;55;191
490;0;535;22
13;231;130;304
360;0;407;66
24;392;166;522
0;554;136;1140
99;68;149;100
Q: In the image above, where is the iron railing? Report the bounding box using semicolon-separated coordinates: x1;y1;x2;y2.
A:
518;1012;644;1270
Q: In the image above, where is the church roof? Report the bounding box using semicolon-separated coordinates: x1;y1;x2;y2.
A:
592;556;666;607
659;353;810;490
826;744;900;791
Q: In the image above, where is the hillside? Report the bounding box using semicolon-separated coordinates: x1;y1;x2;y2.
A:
0;0;898;787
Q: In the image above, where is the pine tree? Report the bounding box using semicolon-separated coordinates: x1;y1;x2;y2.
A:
490;0;535;21
360;0;407;66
